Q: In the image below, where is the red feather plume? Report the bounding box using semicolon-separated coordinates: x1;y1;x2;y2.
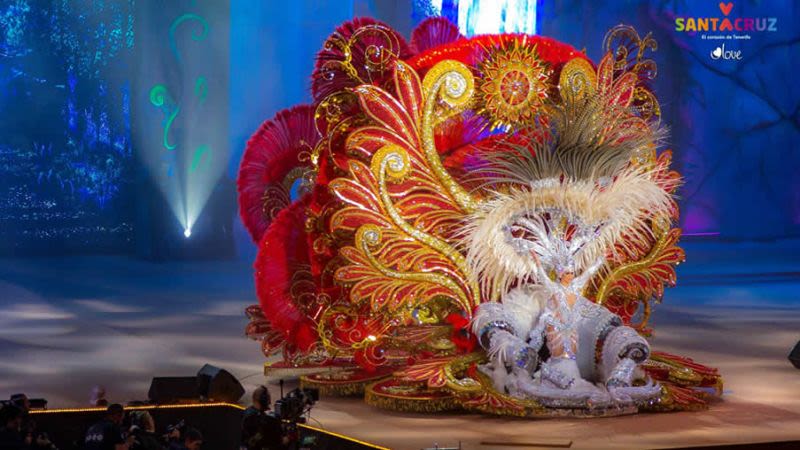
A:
254;195;318;353
410;17;463;54
237;105;319;242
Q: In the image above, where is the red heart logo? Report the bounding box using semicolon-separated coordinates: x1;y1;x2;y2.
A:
719;2;733;16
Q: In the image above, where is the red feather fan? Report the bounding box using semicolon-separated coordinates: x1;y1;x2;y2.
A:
311;17;411;101
237;105;319;242
254;195;318;353
410;17;463;54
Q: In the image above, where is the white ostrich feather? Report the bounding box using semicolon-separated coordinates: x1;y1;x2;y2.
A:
486;329;525;368
459;94;678;301
501;286;546;337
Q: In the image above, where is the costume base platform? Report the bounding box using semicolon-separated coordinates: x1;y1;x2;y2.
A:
282;319;800;449
305;387;800;449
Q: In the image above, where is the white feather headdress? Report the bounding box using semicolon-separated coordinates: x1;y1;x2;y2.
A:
461;95;678;301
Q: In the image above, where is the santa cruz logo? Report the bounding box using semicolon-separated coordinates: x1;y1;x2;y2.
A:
675;2;778;33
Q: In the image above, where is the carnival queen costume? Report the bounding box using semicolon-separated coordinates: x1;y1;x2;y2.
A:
237;17;722;416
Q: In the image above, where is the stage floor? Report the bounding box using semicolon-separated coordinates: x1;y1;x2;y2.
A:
1;239;799;449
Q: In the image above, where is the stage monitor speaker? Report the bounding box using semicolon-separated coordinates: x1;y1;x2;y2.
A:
196;364;245;403
789;340;800;369
148;377;199;404
29;398;48;410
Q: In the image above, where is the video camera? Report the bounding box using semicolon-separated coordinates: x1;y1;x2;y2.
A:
273;388;319;422
163;419;186;444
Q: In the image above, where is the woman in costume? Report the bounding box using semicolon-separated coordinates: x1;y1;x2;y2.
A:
466;92;670;409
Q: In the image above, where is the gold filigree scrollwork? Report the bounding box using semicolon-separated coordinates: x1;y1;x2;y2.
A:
365;144;476;314
321;24;402;84
602;24;657;80
316;304;374;357
314;91;359;136
601;25;661;123
420;60;478;213
595;221;684;331
261;184;290;221
632;87;661;121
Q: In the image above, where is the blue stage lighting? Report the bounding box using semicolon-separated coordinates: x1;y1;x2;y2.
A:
438;0;538;36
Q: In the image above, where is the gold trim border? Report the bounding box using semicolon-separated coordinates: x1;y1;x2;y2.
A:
364;381;461;413
300;372;392;397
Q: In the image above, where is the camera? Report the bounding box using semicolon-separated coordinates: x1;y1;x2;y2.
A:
273;388;319;422
241;387;319;450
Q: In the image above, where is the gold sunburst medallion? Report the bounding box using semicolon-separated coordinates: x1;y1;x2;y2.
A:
478;41;551;130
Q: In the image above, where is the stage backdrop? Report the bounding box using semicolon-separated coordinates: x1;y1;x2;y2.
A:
1;1;797;256
0;0;136;254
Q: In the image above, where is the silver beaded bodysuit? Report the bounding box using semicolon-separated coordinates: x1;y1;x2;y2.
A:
472;258;660;409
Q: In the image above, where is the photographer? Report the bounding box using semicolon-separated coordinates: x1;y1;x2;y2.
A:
167;428;202;450
9;394;33;446
240;386;286;450
84;404;132;450
0;404;26;450
162;420;184;448
128;411;163;450
29;431;59;450
7;394;57;450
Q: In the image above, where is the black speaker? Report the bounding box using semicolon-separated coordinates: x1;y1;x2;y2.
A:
148;377;199;404
196;364;245;403
789;341;800;369
28;398;48;410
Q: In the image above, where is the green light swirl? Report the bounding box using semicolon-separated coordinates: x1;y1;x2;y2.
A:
149;84;179;151
169;13;209;63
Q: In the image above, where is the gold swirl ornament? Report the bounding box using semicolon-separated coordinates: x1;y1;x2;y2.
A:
370;145;410;181
422;59;474;116
354;221;473;316
558;57;597;101
420;60;478;214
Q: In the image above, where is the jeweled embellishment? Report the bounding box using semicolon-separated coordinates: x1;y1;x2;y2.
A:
478;40;551;130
